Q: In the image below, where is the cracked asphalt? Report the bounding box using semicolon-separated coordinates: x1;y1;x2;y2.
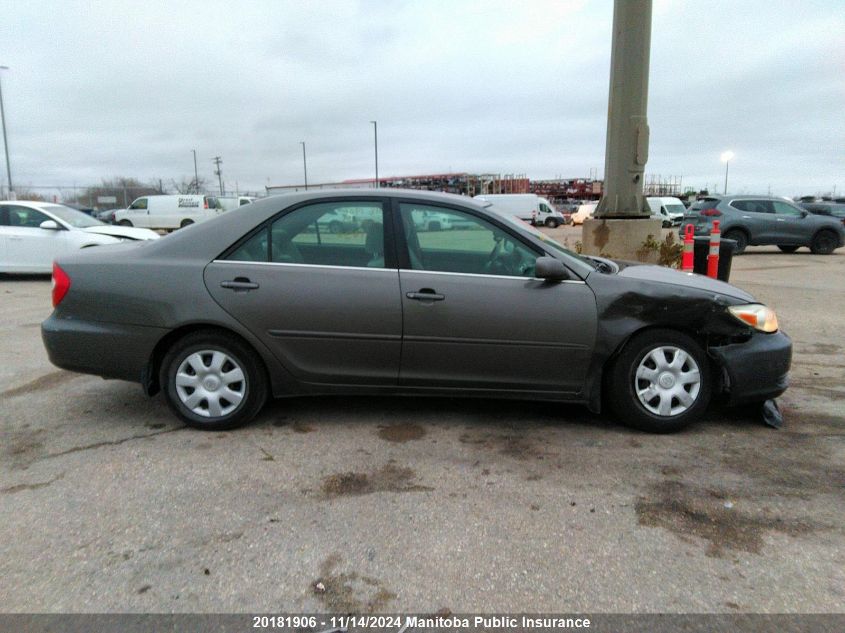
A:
1;238;843;613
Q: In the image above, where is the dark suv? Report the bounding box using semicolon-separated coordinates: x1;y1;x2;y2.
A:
681;195;845;254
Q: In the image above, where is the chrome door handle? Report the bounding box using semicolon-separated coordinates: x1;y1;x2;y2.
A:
406;290;445;301
221;278;259;291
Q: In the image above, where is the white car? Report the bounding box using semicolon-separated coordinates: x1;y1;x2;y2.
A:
570;203;598;226
0;201;159;273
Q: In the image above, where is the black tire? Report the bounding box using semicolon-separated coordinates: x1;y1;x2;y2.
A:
118;219;133;227
777;245;799;253
160;330;268;430
544;217;559;228
607;329;711;433
180;219;194;228
810;230;838;255
723;229;748;254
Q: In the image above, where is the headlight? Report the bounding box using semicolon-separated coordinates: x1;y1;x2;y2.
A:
728;304;779;332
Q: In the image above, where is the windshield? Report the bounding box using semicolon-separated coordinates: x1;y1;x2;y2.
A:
665;204;686;215
497;214;597;272
44;204;105;228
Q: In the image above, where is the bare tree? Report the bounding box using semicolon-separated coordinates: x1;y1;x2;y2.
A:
66;177;159;208
170;176;208;194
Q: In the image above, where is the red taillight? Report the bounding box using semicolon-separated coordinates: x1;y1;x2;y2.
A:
700;208;722;217
52;262;71;307
204;199;209;209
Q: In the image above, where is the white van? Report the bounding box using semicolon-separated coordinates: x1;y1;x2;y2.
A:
474;193;567;228
114;195;224;230
218;196;257;211
570;203;598;225
646;197;686;227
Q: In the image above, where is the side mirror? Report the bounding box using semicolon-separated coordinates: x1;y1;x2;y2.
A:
39;220;61;230
535;256;569;281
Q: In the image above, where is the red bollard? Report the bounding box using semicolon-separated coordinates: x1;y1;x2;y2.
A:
707;220;721;279
682;224;695;272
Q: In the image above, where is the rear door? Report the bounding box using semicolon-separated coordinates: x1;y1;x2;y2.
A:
395;200;597;393
204;199;402;385
728;199;774;241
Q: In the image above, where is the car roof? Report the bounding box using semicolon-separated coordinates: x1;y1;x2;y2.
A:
144;188;593;278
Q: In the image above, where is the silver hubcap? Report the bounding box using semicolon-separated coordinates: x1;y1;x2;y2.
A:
635;346;701;417
175;350;246;418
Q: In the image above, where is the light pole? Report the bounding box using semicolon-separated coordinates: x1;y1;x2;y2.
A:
0;66;13;198
370;120;379;188
191;149;199;193
300;141;308;190
721;150;734;195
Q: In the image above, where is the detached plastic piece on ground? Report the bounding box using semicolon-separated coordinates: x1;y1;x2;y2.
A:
761;399;783;429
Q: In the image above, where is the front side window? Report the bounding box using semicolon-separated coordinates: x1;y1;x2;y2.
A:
772;201;803;217
4;206;51;228
129;198;148;210
226;201;386;268
400;203;539;277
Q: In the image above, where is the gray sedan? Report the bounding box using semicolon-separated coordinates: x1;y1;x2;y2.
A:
42;190;791;433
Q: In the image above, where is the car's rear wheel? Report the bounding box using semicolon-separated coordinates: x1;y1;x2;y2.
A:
119;220;133;227
723;229;748;254
810;230;838;255
778;245;799;253
180;219;194;228
608;329;711;433
160;331;268;430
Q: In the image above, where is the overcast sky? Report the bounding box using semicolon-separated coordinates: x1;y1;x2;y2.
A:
1;0;843;197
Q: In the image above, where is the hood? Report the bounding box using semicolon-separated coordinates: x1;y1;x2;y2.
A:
82;225;160;241
615;263;754;302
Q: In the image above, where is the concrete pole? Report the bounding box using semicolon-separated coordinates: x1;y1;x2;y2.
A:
594;0;652;218
0;66;13;198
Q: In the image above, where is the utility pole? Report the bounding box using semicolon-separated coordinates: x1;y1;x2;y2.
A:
370;120;379;188
212;156;223;195
300;142;308;190
192;149;199;193
582;0;661;260
0;66;13;198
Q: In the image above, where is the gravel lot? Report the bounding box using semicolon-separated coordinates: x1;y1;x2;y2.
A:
1;238;843;613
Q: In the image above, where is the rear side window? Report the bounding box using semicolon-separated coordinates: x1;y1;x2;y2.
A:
731;200;772;214
225;201;387;268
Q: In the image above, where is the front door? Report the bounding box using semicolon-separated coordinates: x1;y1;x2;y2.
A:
395;201;597;394
1;205;69;272
204;199;402;385
770;200;809;244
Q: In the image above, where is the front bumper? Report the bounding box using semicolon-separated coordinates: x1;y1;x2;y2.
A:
709;330;792;405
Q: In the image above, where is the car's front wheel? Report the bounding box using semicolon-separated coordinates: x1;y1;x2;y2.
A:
608;329;711;433
544;218;559;228
160;331;268;430
810;230;839;255
118;219;133;227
